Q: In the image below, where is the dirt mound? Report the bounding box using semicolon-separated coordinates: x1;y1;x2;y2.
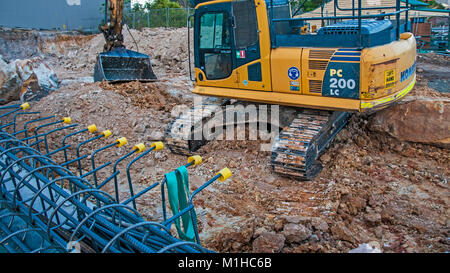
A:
0;27;192;82
121;27;193;76
41;33;102;74
418;52;450;67
314;114;449;253
36;27;192;80
100;81;182;112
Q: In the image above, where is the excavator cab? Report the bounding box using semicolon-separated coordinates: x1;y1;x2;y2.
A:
94;0;157;83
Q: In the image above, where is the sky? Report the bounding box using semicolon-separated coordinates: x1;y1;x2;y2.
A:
131;0;153;6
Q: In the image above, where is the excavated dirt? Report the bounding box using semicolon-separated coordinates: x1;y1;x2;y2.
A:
36;27;192;82
1;28;449;253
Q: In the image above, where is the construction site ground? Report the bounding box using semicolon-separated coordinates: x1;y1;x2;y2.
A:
0;27;449;253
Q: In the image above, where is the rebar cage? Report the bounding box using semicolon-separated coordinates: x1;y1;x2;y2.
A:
0;103;228;253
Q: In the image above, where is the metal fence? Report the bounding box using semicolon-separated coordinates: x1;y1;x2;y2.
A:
124;8;194;29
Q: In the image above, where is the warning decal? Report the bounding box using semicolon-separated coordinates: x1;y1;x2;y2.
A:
385;69;395;89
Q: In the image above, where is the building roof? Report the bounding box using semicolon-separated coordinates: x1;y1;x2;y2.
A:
295;0;447;19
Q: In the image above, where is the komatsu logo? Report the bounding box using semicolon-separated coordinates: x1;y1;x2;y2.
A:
400;61;416;83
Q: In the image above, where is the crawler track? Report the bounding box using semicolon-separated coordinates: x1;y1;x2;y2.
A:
165;103;223;155
270;110;350;180
166;101;350;180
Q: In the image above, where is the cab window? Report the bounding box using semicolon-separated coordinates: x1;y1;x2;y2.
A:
199;12;232;80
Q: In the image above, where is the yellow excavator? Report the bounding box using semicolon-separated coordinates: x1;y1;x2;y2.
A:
94;0;157;82
165;0;416;180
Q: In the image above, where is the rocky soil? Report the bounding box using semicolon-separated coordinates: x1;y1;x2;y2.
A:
0;28;448;253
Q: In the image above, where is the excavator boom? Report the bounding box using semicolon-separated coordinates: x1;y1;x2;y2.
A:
94;0;157;83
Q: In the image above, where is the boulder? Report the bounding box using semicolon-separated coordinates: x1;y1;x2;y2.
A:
0;55;59;104
330;222;357;244
0;56;21;104
252;232;285;253
15;56;59;91
369;98;449;148
282;223;312;243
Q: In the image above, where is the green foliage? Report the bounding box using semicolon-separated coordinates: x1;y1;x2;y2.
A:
147;0;182;9
132;3;144;12
98;0;190;30
426;0;445;10
291;0;328;14
128;0;182;11
124;1;192;29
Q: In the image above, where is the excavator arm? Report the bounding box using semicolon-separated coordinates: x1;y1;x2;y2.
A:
94;0;157;83
100;0;125;52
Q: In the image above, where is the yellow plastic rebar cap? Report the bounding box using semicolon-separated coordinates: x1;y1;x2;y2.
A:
88;124;97;133
188;155;202;166
216;168;232;182
20;102;30;110
133;143;146;153
150;141;164;151
116;137;128;147
102;130;112;138
62;117;72;124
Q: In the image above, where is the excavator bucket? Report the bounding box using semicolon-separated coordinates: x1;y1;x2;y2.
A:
93;47;157;83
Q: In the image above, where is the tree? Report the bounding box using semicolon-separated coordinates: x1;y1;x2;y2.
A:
125;0;188;29
147;0;182;9
290;0;328;15
176;0;191;8
427;0;445;10
132;3;143;12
